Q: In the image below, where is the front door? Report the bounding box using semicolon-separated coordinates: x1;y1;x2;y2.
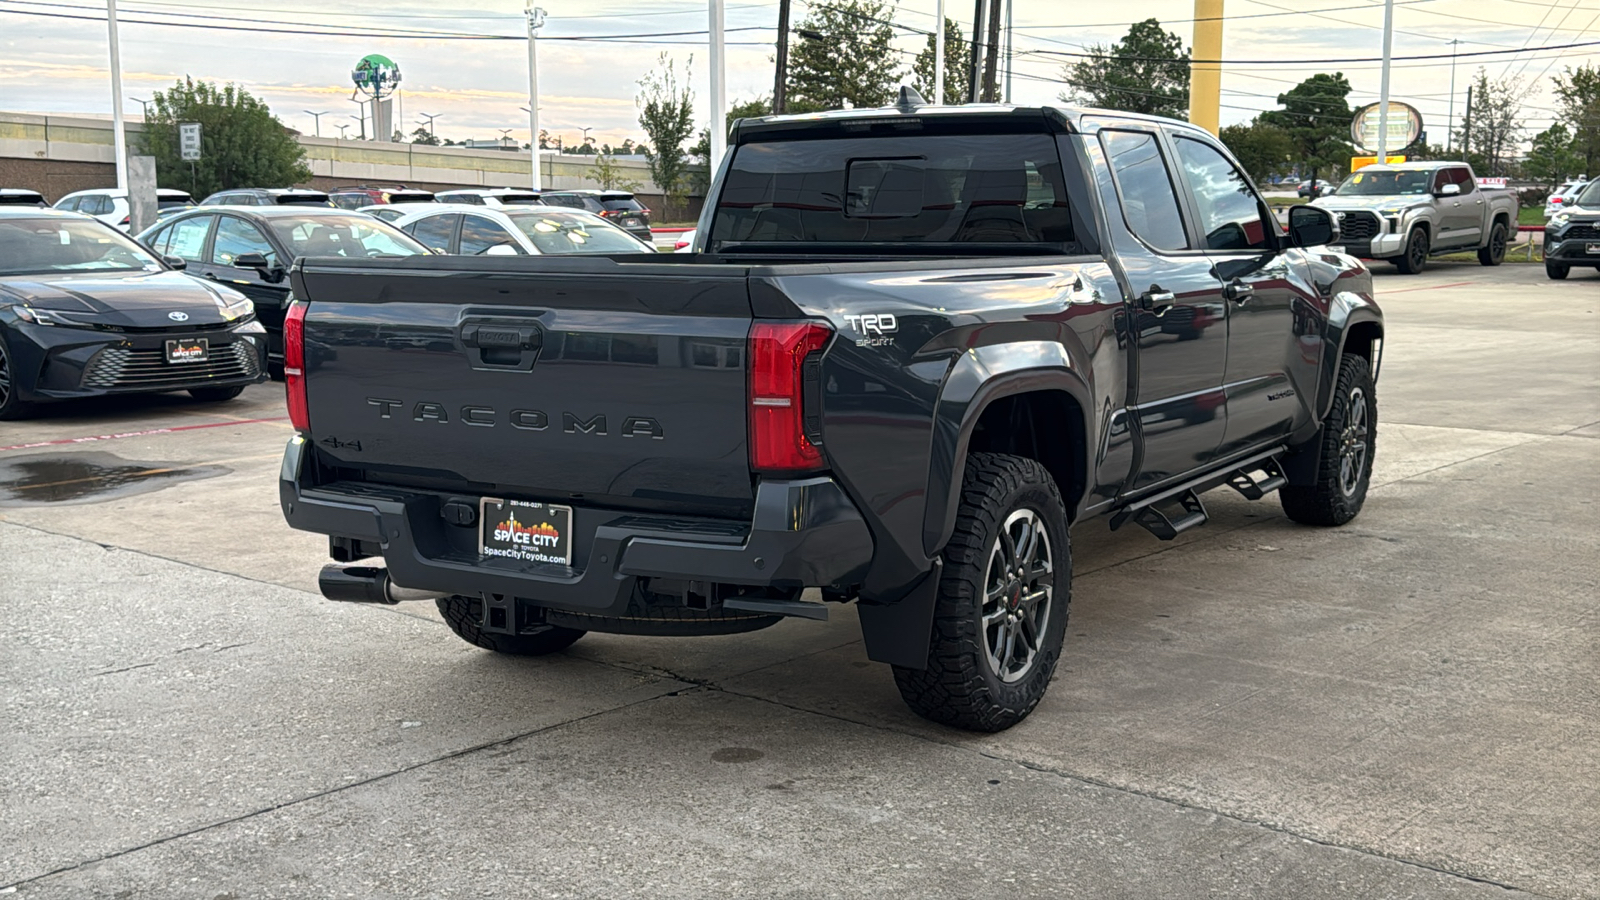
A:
1085;122;1230;494
1435;167;1480;249
200;215;292;359
1170;134;1310;453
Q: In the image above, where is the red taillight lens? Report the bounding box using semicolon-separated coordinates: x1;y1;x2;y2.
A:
119;216;130;225
673;239;690;250
284;301;310;432
749;321;831;473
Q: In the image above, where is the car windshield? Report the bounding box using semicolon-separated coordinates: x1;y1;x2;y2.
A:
265;215;428;258
1573;182;1600;208
508;213;648;253
1336;170;1434;196
0;217;162;275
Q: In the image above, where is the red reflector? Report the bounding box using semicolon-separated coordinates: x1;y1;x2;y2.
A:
749;321;831;473
284;301;310;433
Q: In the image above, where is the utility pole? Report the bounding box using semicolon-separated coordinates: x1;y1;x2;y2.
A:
1190;0;1223;134
1446;39;1461;154
526;3;547;190
304;110;327;138
1462;85;1473;158
1376;0;1395;163
1003;0;1013;102
968;0;985;103
773;0;791;114
106;0;128;191
709;0;727;172
934;0;945;104
982;0;1002;101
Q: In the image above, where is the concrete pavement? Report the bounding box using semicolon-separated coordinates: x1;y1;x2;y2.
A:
1;260;1596;898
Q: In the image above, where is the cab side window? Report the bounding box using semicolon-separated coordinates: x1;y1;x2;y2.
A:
1099;130;1188;252
211;216;277;268
1173;136;1274;252
143;224;173;255
1432;169;1452;193
1451;168;1476;194
405;214;457;253
459;215;522;255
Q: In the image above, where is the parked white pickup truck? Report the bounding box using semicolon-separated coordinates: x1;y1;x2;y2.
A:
1312;161;1518;274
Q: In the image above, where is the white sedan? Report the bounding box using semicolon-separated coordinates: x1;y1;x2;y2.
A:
389;204;655;256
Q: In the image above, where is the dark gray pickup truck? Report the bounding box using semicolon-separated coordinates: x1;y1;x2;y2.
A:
280;99;1384;731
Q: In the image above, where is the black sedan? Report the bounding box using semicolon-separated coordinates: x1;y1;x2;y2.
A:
138;207;430;372
0;209;267;420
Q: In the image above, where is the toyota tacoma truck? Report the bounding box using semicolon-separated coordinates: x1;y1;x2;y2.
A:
280;97;1384;731
1311;161;1517;274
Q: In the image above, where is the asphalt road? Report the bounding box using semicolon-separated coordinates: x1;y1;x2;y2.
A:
2;260;1597;899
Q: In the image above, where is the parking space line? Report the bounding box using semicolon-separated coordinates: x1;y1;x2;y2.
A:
0;417;291;453
1378;280;1476;294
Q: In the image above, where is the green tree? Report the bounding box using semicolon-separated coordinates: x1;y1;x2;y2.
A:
637;53;697;218
910;18;969;104
786;0;903;112
1060;19;1190;119
409;127;440;146
1456;70;1523;177
1260;73;1354;189
1553;64;1600;176
135;77;310;196
1524;123;1584;189
589;153;644;192
1219;119;1295;183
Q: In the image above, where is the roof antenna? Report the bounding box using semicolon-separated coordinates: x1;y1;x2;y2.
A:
896;85;927;113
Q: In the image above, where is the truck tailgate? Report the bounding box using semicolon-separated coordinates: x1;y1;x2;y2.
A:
293;258;756;515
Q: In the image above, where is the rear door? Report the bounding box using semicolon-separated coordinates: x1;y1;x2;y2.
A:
1085;121;1229;492
294;259;758;515
404;213;458;253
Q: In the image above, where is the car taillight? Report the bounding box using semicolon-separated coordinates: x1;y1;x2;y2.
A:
749;321;831;473
673;239;690;251
119;216;130;225
284;301;310;432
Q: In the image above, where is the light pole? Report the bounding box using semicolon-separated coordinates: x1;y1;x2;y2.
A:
498;128;514;150
304;110;328;138
526;3;547;190
1376;0;1395;163
349;113;365;141
709;0;727;172
934;0;945;104
580;126;593;147
129;96;149;120
335;123;350;139
418;112;440;140
1446;39;1461;154
106;0;128;190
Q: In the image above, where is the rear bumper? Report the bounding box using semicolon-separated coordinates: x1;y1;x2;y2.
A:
278;436;874;615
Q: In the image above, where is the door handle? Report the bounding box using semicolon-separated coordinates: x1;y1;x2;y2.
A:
1225;281;1254;303
202;272;222;281
1141;289;1176;311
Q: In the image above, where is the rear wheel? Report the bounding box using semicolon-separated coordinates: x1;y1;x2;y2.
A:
1477;222;1507;266
892;453;1071;732
436;594;586;656
1546;260;1570;280
188;385;245;402
0;337;36;421
1395;227;1429;274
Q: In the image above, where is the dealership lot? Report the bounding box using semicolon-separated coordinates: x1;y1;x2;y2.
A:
2;263;1597;898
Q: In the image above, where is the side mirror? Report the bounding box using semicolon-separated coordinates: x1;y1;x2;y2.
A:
1287;205;1340;248
483;243;519;256
233;252;286;283
163;255;187;271
1437;182;1461;197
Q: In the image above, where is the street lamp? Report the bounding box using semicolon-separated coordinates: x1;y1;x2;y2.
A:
525;3;547;190
349;97;368;140
129;96;150;120
348;113;365;141
335;123;350;139
498;128;514;149
303;110;328;138
417;112;440;140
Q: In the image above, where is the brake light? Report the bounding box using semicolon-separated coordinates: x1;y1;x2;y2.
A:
673;239;690;251
749;321;831;473
284;301;310;432
119;216;130;225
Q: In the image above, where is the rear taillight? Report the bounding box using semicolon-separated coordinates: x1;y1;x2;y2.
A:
749;321;831;473
284;301;310;432
119;216;130;225
673;240;690;251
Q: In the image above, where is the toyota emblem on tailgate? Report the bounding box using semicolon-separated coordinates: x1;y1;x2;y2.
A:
168;311;189;321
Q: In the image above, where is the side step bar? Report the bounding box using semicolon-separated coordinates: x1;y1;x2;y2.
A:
1110;447;1288;541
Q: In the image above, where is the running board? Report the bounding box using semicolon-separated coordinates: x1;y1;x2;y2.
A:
1110;446;1287;541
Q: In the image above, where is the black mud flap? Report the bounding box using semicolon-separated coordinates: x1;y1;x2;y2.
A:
857;558;941;669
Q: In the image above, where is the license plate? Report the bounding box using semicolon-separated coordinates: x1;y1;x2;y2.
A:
623;218;641;226
1587;243;1600;255
165;338;208;363
479;498;572;566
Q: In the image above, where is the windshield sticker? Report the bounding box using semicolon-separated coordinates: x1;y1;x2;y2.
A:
1351;174;1363;183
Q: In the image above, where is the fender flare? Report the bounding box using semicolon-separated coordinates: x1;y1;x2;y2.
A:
920;341;1094;558
1315;292;1384;421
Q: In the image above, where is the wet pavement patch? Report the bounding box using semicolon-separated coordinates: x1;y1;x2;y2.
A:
0;451;229;506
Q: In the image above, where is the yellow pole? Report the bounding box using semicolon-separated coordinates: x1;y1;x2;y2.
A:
1190;0;1223;134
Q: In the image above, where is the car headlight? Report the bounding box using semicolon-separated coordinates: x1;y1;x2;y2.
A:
215;294;255;321
11;306;86;327
1552;212;1571;227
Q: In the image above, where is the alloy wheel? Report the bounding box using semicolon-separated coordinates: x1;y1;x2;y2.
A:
0;341;12;408
1339;385;1370;496
981;507;1055;683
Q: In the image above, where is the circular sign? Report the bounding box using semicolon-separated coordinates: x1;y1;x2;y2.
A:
1350;101;1423;153
352;54;401;99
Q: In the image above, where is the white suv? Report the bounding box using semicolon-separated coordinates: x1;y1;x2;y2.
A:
1545;178;1589;219
53;187;195;231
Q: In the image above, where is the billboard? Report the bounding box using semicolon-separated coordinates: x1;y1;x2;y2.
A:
1350;102;1423;153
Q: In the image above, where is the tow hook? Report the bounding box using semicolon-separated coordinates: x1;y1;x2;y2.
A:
318;564;443;604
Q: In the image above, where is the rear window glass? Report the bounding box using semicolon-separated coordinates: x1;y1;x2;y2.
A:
600;197;644;212
496;193;542;205
708;134;1076;247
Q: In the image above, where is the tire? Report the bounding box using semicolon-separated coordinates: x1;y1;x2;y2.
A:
0;336;36;421
1280;354;1377;527
1546;261;1570;280
436;594;586;656
1395;227;1429;274
892;453;1071;732
188;385;245;402
1477;222;1507;266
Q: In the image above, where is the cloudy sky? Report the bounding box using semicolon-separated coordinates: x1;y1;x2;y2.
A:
1;0;1596;149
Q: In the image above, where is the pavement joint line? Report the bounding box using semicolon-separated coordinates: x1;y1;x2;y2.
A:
0;687;690;893
1377;280;1478;294
1381;421;1553;439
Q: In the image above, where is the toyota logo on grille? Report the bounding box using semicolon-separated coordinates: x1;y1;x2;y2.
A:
168;311;189;322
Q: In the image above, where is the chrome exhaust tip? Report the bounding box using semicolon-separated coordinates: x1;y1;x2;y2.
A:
318;564;442;604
